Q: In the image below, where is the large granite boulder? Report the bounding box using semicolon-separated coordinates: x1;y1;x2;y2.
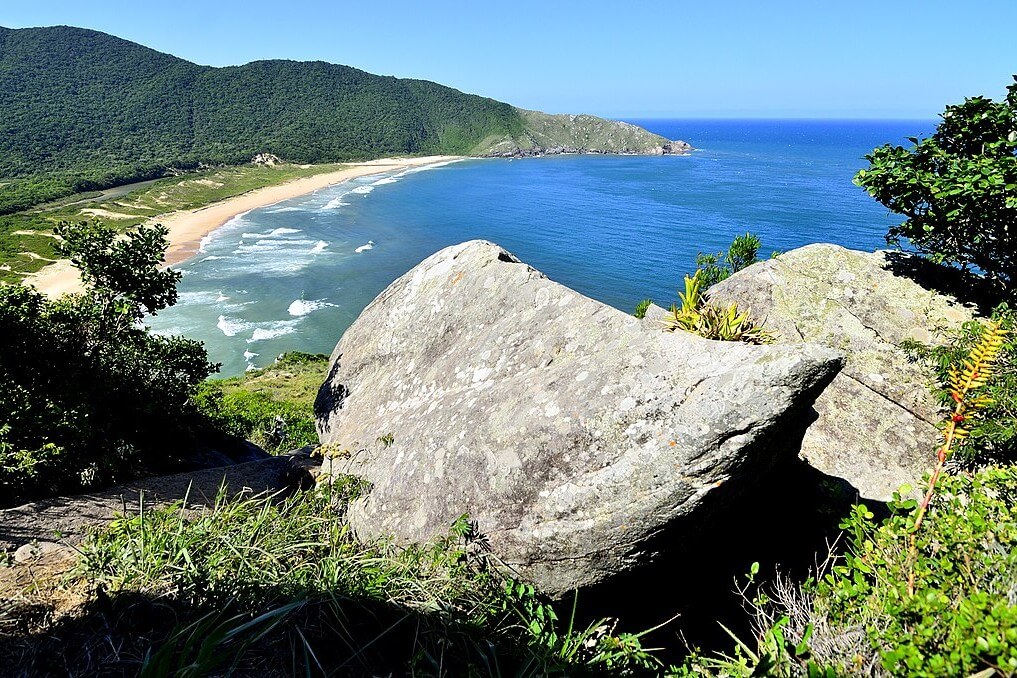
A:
708;244;976;501
316;240;841;596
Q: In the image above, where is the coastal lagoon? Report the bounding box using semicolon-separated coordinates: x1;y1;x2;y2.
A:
149;120;935;376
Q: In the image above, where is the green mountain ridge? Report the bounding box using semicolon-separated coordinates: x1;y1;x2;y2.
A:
0;25;683;212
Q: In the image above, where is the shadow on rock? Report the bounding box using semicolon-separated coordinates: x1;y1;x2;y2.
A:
572;411;886;665
881;250;1003;314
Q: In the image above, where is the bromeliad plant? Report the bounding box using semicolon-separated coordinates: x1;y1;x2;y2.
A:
663;270;774;344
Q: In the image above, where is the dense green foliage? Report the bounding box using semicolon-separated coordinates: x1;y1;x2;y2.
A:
902;305;1017;464
680;468;1017;677
0;221;216;506
193;353;329;454
33;484;662;675
821;469;1017;676
0;25;523;212
693;232;762;289
633;298;653;318
855;76;1017;293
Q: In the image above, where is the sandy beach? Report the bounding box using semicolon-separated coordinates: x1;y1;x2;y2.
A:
26;155;463;297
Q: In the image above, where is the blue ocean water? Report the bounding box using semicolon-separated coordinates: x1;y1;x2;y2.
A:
148;120;935;376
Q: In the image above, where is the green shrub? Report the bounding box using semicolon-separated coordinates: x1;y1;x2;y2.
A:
694;232;762;289
855;76;1017;294
0;221;217;506
634;298;653;319
679;467;1017;677
192;353;329;454
901;305;1017;464
820;468;1017;676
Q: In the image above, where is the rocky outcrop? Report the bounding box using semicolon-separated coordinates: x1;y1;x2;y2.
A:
477;109;692;158
251;152;281;166
316;240;841;596
708;244;977;501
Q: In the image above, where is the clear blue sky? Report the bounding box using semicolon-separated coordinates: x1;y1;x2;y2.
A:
3;0;1015;118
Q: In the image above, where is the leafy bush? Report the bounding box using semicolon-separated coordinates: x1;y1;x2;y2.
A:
901;305;1017;465
855;76;1017;294
0;221;217;506
680;467;1017;677
633;298;653;319
820;469;1017;676
693;232;762;289
192;352;329;454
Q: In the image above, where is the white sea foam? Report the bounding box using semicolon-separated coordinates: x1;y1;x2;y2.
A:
355;240;375;253
268;206;302;213
220;257;312;276
350;185;374;195
404;160;459;174
216;315;248;337
287;299;335;317
234;239;316;255
371;176;400;186
311;240;328;253
177;290;221;305
246;322;299;343
201;255;225;261
215;292;230;303
198;233;214;253
243;349;259;360
241;227;302;239
257;238;316;247
322;196;350;209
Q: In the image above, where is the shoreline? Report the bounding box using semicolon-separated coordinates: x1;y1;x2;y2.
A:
26;155;464;297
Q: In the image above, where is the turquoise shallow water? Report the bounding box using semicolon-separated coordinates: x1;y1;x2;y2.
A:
148;120;935;376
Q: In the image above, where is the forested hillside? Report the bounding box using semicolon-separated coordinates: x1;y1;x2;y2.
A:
0;25;524;211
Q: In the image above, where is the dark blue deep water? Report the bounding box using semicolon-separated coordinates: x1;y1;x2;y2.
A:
149;120;935;375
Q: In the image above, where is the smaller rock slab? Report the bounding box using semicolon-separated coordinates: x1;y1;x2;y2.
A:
709;244;977;500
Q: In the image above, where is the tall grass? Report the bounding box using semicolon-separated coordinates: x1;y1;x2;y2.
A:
66;482;663;675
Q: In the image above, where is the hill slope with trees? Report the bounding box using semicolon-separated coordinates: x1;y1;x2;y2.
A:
0;25;676;214
0;25;523;208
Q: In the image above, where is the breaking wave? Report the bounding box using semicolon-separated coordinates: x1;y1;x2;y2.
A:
287;299;335;317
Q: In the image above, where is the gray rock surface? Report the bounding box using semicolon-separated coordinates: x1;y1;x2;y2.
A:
708;244;977;501
13;541;75;564
317;240;842;596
